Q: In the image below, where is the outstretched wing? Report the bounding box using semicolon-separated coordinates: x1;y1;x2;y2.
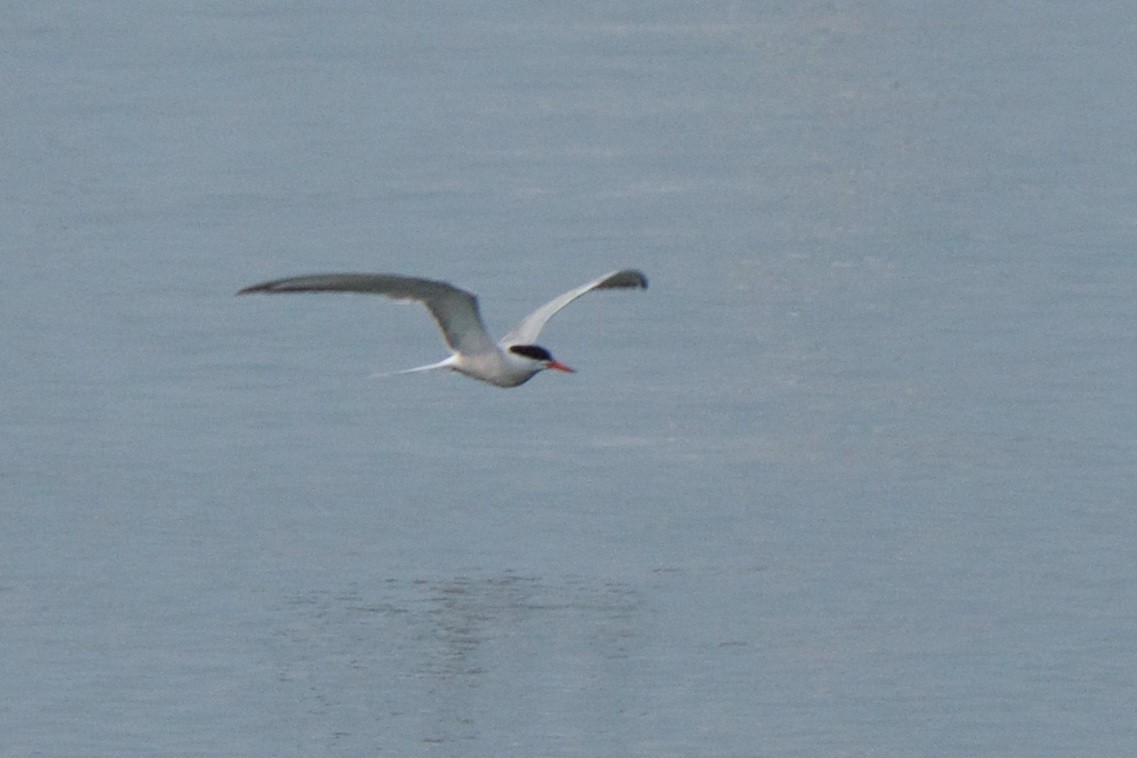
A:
500;269;648;346
237;273;497;354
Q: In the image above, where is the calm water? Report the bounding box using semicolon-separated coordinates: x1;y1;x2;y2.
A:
3;2;1136;755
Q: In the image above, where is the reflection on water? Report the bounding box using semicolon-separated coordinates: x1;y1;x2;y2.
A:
271;574;643;750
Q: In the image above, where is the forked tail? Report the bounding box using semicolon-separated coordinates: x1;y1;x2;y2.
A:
370;356;456;380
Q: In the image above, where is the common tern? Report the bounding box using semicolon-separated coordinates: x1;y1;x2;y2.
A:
237;269;648;387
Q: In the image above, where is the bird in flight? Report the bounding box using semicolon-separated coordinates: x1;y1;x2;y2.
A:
237;269;647;387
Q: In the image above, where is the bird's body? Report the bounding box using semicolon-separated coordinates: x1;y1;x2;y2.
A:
237;269;647;387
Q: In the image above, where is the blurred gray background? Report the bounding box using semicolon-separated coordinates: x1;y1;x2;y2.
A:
3;2;1135;755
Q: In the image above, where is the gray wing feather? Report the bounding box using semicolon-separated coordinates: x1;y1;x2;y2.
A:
501;269;648;346
238;273;496;354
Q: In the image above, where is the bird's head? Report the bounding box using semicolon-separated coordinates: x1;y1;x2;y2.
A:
507;344;575;375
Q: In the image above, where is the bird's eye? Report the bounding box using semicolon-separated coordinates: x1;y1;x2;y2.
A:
509;345;552;361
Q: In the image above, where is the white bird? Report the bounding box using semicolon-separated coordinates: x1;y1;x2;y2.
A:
237;269;648;387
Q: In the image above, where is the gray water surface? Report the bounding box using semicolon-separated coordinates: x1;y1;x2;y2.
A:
3;2;1136;755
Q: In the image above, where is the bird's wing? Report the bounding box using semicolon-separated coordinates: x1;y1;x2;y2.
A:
500;269;648;346
237;273;497;354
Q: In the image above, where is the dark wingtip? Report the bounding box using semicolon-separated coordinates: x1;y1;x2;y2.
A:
614;269;648;290
236;281;280;296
